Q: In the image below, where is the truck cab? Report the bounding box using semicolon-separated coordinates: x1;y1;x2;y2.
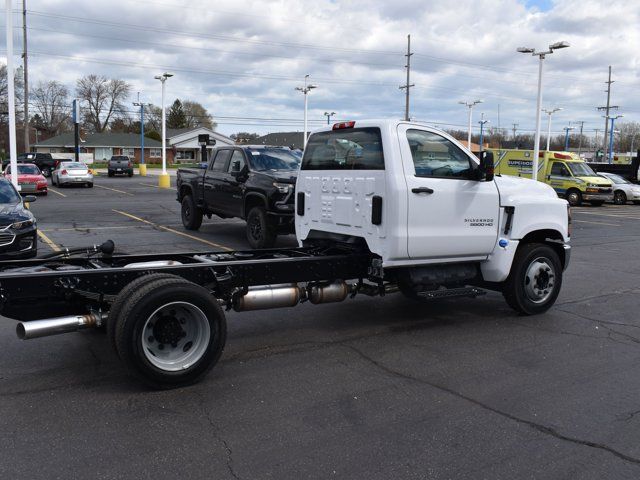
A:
296;120;571;315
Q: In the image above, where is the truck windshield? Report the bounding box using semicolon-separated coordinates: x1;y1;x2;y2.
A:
301;127;384;170
568;162;597;177
604;173;630;184
247;149;300;171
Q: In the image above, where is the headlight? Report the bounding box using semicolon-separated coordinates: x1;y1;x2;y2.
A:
11;219;34;229
272;182;292;194
587;183;603;188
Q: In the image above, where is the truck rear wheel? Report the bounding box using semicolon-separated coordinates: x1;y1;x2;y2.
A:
114;276;227;389
502;243;562;315
246;206;276;249
566;190;582;207
181;195;203;230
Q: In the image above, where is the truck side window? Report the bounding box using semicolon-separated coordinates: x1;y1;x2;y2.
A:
301;127;384;170
550;162;570;177
210;150;232;172
406;130;472;178
227;150;246;173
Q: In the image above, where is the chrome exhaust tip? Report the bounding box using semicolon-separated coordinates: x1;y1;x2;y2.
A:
17;313;103;340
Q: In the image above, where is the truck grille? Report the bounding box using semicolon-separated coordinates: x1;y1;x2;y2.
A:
0;231;16;247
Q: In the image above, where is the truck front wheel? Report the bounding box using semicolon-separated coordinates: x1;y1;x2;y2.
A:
114;276;227;389
566;190;582;207
181;195;203;230
246;206;276;249
502;243;562;315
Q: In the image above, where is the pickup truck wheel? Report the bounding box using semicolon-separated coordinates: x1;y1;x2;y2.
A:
107;273;189;354
181;195;203;230
114;277;227;389
502;243;562;315
566;190;582;207
614;191;627;205
246;206;276;249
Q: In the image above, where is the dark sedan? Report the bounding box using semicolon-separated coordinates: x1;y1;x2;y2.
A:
0;178;38;259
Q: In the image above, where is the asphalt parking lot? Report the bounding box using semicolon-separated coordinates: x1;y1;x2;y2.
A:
2;175;640;479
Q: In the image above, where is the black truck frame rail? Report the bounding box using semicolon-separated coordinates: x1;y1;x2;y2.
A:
0;242;385;389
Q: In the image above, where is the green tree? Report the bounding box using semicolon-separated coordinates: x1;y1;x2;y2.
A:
167;99;187;129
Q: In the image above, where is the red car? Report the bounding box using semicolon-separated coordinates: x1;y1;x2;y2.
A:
3;163;48;195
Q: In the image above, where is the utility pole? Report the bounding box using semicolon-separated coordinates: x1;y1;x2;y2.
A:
399;34;414;121
22;0;29;153
594;129;600;152
133;93;152;176
597;66;617;161
512;123;518;142
575;120;585;155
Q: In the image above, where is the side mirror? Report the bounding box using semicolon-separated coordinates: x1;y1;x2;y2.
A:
23;195;37;203
477;151;494;182
230;160;242;176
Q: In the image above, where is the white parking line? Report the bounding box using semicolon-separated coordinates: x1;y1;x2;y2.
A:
573;220;621;227
94;184;134;196
47;187;67;197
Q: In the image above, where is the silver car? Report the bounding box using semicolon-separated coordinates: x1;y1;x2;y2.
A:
51;161;94;188
598;172;640;205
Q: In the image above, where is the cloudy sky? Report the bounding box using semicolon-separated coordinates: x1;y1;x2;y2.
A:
1;0;639;139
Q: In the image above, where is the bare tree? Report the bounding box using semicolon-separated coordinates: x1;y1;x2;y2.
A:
76;75;131;132
617;121;640;153
30;80;70;136
183;100;216;130
144;104;162;133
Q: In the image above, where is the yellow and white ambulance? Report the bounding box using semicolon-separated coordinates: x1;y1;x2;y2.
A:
489;149;613;206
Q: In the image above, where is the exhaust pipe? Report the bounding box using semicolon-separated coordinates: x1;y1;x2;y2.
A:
17;313;103;340
233;281;353;312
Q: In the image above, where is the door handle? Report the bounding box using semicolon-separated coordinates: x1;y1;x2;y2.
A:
411;187;434;194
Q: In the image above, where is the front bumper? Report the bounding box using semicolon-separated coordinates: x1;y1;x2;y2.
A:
582;193;613;202
562;243;571;271
0;227;37;259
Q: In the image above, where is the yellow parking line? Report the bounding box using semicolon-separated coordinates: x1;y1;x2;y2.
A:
48;187;67;197
112;209;232;251
94;184;134;196
37;230;61;252
41;226;132;232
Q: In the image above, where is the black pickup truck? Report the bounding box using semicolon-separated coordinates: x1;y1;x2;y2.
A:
2;152;58;177
176;145;300;248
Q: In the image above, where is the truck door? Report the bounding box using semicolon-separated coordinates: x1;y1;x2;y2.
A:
547;161;571;196
219;149;246;217
398;125;500;260
204;149;232;212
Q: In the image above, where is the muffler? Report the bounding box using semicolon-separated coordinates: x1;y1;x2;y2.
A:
16;313;104;340
233;281;353;312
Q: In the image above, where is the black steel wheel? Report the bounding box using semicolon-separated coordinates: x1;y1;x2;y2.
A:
246;206;276;249
502;243;563;315
614;191;627;205
181;195;203;230
114;277;227;389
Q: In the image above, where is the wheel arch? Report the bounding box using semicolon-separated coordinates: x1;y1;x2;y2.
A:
244;193;268;219
178;183;194;201
519;228;567;269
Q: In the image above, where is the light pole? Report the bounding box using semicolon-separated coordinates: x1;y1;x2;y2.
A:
607;115;623;163
324;111;336;125
459;99;482;150
563;126;574;151
517;41;570;180
133;95;152;177
154;72;173;188
295;75;317;150
542;107;562;151
478;114;489;152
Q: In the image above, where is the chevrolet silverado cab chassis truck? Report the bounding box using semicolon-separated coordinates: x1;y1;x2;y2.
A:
0;120;570;389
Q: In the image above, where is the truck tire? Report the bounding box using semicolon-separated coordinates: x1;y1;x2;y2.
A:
566;190;582;207
114;276;227;389
502;243;562;315
181;195;203;230
246;206;276;249
107;273;189;354
614;191;627;205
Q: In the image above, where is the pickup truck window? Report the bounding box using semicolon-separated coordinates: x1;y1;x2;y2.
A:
228;150;246;172
406;130;472;178
210;150;232;171
248;149;299;172
301;127;384;170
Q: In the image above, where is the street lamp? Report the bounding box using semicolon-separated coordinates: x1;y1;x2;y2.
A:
324;111;336;125
563;126;575;151
154;72;173;188
459;99;482;150
607;114;623;163
542;107;562;151
517;41;570;180
295;75;318;149
478;113;489;152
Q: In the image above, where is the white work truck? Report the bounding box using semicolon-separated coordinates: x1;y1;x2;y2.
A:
296;119;571;315
0;119;571;388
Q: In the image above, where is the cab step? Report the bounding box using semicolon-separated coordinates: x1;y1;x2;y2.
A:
416;287;486;300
